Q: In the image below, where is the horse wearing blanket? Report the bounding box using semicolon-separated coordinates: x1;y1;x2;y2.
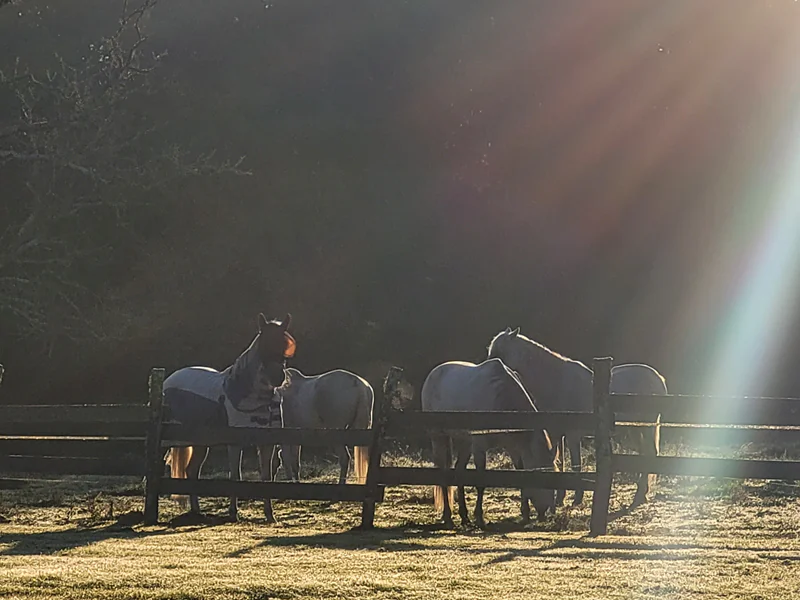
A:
163;313;296;522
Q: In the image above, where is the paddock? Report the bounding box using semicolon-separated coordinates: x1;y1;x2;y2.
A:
1;457;799;600
2;358;800;598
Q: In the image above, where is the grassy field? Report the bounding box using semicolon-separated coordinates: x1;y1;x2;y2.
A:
1;447;799;600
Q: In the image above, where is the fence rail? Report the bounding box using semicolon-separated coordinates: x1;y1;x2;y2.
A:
377;466;595;490
160;479;384;502
611;394;800;426
0;438;143;457
161;424;373;447
384;410;596;435
611;454;800;480
0;455;144;476
0;404;150;424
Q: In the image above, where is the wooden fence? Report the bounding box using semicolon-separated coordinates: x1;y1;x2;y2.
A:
0;402;147;490
594;357;800;535
2;361;800;535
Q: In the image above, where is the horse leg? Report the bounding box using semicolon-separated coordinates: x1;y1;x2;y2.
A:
554;432;567;507
290;445;301;482
509;447;530;523
633;416;660;506
258;444;277;523
567;435;584;505
280;444;301;481
227;445;243;521
185;445;209;514
336;445;351;485
271;445;282;481
473;445;488;529
431;435;454;528
453;438;472;527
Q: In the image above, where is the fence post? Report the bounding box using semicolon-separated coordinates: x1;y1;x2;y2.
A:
143;367;166;525
590;357;614;536
359;366;398;529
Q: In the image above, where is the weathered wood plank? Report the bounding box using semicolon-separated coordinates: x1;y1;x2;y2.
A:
144;368;166;525
0;438;143;457
359;365;393;528
161;425;373;447
0;478;32;490
0;455;145;476
0;404;149;424
590;357;614;537
612;454;800;480
611;394;800;426
160;478;384;502
616;423;800;447
0;422;146;437
376;466;596;490
384;411;597;435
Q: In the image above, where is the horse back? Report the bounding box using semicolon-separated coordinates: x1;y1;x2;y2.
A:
163;366;226;425
611;363;667;422
421;359;530;412
611;364;667;395
283;369;373;429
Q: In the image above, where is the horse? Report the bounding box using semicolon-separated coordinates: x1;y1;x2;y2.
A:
487;327;667;506
275;368;373;485
421;358;558;528
162;313;296;522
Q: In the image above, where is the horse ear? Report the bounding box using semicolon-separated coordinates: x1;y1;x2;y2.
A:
258;313;268;332
504;326;512;334
511;327;520;337
282;313;292;331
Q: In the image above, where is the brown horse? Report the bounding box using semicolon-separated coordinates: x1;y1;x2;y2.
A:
163;313;295;522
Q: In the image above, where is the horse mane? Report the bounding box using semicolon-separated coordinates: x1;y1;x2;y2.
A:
223;333;260;379
488;329;588;369
221;333;284;411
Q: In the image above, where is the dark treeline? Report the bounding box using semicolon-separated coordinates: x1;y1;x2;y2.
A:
2;0;800;403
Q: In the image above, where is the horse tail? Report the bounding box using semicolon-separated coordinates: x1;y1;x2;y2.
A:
432;436;455;515
354;446;369;484
168;446;193;505
352;382;374;484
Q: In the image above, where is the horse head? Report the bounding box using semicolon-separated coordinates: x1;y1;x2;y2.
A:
257;313;296;389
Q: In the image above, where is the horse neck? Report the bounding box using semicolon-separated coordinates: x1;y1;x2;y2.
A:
509;340;568;410
223;336;273;405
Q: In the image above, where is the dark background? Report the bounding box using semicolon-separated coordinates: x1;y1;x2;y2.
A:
2;0;800;403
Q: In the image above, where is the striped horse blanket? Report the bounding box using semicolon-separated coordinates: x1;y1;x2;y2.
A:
163;336;283;429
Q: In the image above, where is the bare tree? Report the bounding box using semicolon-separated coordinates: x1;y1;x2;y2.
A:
0;0;247;349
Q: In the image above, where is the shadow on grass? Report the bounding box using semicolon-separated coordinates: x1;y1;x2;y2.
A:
225;516;578;559
0;511;206;556
226;518;800;566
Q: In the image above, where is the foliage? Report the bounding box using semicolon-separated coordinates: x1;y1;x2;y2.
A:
0;0;246;349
